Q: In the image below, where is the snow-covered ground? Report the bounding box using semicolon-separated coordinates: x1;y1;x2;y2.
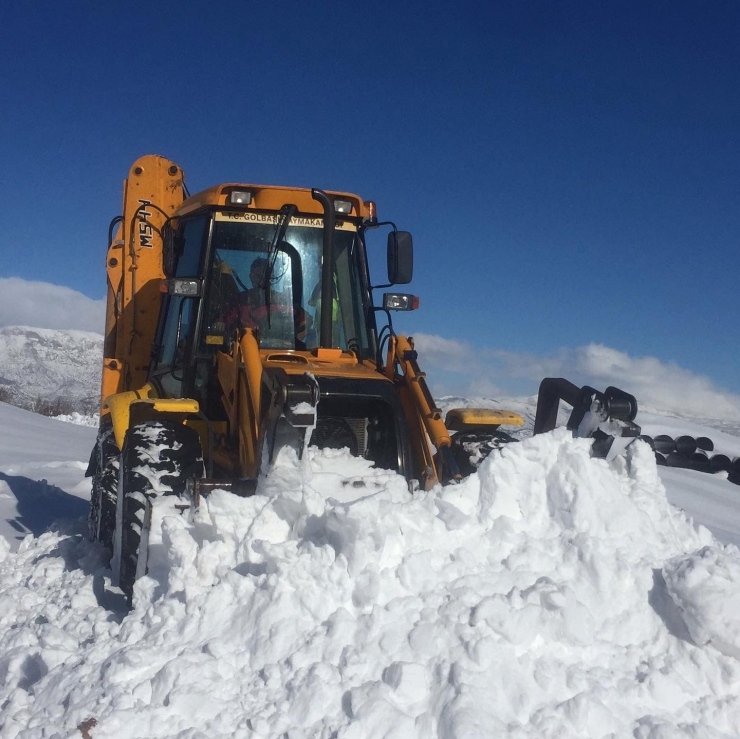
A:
638;409;740;548
0;402;95;549
2;400;740;737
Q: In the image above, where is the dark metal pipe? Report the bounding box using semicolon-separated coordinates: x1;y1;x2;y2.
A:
311;189;336;348
688;452;710;473
666;452;689;468
675;436;697;456
639;435;654;449
730;459;740;486
653;435;676;455
655;452;666;466
696;436;714;452
709;454;732;474
603;387;638;422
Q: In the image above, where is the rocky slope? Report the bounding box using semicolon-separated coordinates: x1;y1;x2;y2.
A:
0;326;102;413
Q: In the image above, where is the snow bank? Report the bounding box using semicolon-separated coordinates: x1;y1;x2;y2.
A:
2;432;740;737
52;412;100;428
663;545;740;659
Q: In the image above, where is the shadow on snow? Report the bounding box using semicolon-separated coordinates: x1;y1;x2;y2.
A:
1;471;128;615
1;470;88;541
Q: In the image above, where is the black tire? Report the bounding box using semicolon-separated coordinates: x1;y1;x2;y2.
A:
115;421;204;604
450;428;518;477
87;420;119;555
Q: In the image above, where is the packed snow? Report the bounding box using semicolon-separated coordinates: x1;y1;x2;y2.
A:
2;400;740;737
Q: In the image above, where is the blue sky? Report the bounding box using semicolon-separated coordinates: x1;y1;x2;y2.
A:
1;1;739;403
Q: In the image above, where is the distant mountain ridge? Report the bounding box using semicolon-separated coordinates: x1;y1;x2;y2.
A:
0;326;102;413
2;325;739;440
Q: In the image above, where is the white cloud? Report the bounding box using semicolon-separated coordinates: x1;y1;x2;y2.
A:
411;333;506;398
412;333;740;422
0;278;105;334
407;333;476;375
572;344;740;422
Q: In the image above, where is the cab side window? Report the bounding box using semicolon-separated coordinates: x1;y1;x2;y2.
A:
175;218;207;276
151;217;207;396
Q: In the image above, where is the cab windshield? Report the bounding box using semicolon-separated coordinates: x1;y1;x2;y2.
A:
203;212;371;355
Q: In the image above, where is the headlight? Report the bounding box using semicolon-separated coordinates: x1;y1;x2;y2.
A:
382;293;419;311
161;278;202;296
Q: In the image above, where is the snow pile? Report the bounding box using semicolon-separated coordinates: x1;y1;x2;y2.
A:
52;412;100;427
3;432;740;737
663;545;740;658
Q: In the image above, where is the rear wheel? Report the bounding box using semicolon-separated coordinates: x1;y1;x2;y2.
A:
114;421;204;604
450;428;518;476
87;420;119;556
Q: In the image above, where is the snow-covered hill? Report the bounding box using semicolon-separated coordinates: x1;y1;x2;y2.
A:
0;326;102;412
2;402;740;736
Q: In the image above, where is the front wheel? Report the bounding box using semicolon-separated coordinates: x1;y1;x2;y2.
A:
113;421;204;605
87;420;119;556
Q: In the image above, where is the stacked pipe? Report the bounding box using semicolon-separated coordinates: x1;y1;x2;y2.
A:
639;434;740;485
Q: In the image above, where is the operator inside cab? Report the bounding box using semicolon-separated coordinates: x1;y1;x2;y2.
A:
201;213;366;355
211;253;310;348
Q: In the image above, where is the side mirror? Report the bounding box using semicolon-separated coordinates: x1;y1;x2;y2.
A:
387;231;413;285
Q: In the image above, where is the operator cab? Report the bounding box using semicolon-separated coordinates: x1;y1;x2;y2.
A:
148;199;374;400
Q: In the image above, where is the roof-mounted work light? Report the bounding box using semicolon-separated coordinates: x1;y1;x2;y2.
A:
229;190;252;205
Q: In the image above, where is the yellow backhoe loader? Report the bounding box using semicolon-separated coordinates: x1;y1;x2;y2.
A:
87;155;639;603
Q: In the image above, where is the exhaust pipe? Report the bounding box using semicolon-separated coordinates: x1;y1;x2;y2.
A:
311;189;337;349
